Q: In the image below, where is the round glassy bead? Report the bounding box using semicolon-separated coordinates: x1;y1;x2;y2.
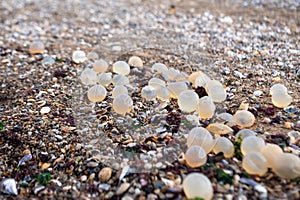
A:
183;173;213;200
151;63;168;74
98;72;112;86
87;85;107;102
167;82;188;99
213;137;234;158
72;50;87;63
80;68;98;85
234;110;255;128
242;151;268;176
196;96;215;119
113;94;133;115
29;41;45;54
185;146;207;168
141;86;156;100
128;56;143;68
272;153;300;179
186;127;214;153
112;85;128;98
241;136;265;155
178;90;199;112
93;59;108;73
113;61;130;75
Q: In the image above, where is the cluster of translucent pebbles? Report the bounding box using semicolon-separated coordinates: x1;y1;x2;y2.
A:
270;83;293;108
74;50;298;200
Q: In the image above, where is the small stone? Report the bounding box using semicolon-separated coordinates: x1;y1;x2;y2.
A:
80;175;87;182
42;57;55;66
116;183;130;195
0;178;18;195
41;163;51;170
40;106;51;114
253;90;263;97
98;167;112;182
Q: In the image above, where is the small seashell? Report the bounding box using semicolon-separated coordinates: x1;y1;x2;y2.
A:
206;123;233;135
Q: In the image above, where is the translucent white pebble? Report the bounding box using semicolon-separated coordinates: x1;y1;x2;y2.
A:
242;152;268;176
195;72;211;88
196;96;215;119
241;136;265;155
188;71;201;86
174;72;188;82
113;94;133;115
187;127;214;153
128;56;143;68
167;82;188;99
271;93;292;108
206;123;233;135
213;137;234;158
80;68;98;85
98;72;112;86
185;146;207;168
141;86;156;100
205;80;226;102
72;50;87;63
112;85;128;98
148;78;166;89
233;110;255;128
113;61;130;75
162;68;180;81
151;63;168;74
29;41;45;54
183;173;213;200
270;83;288;95
93;59;108;73
87;85;107;102
216;113;235;126
112;75;130;86
86;51;99;60
272;153;300;179
236;129;256;141
178;90;199;112
156;86;170;101
261;143;283;168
